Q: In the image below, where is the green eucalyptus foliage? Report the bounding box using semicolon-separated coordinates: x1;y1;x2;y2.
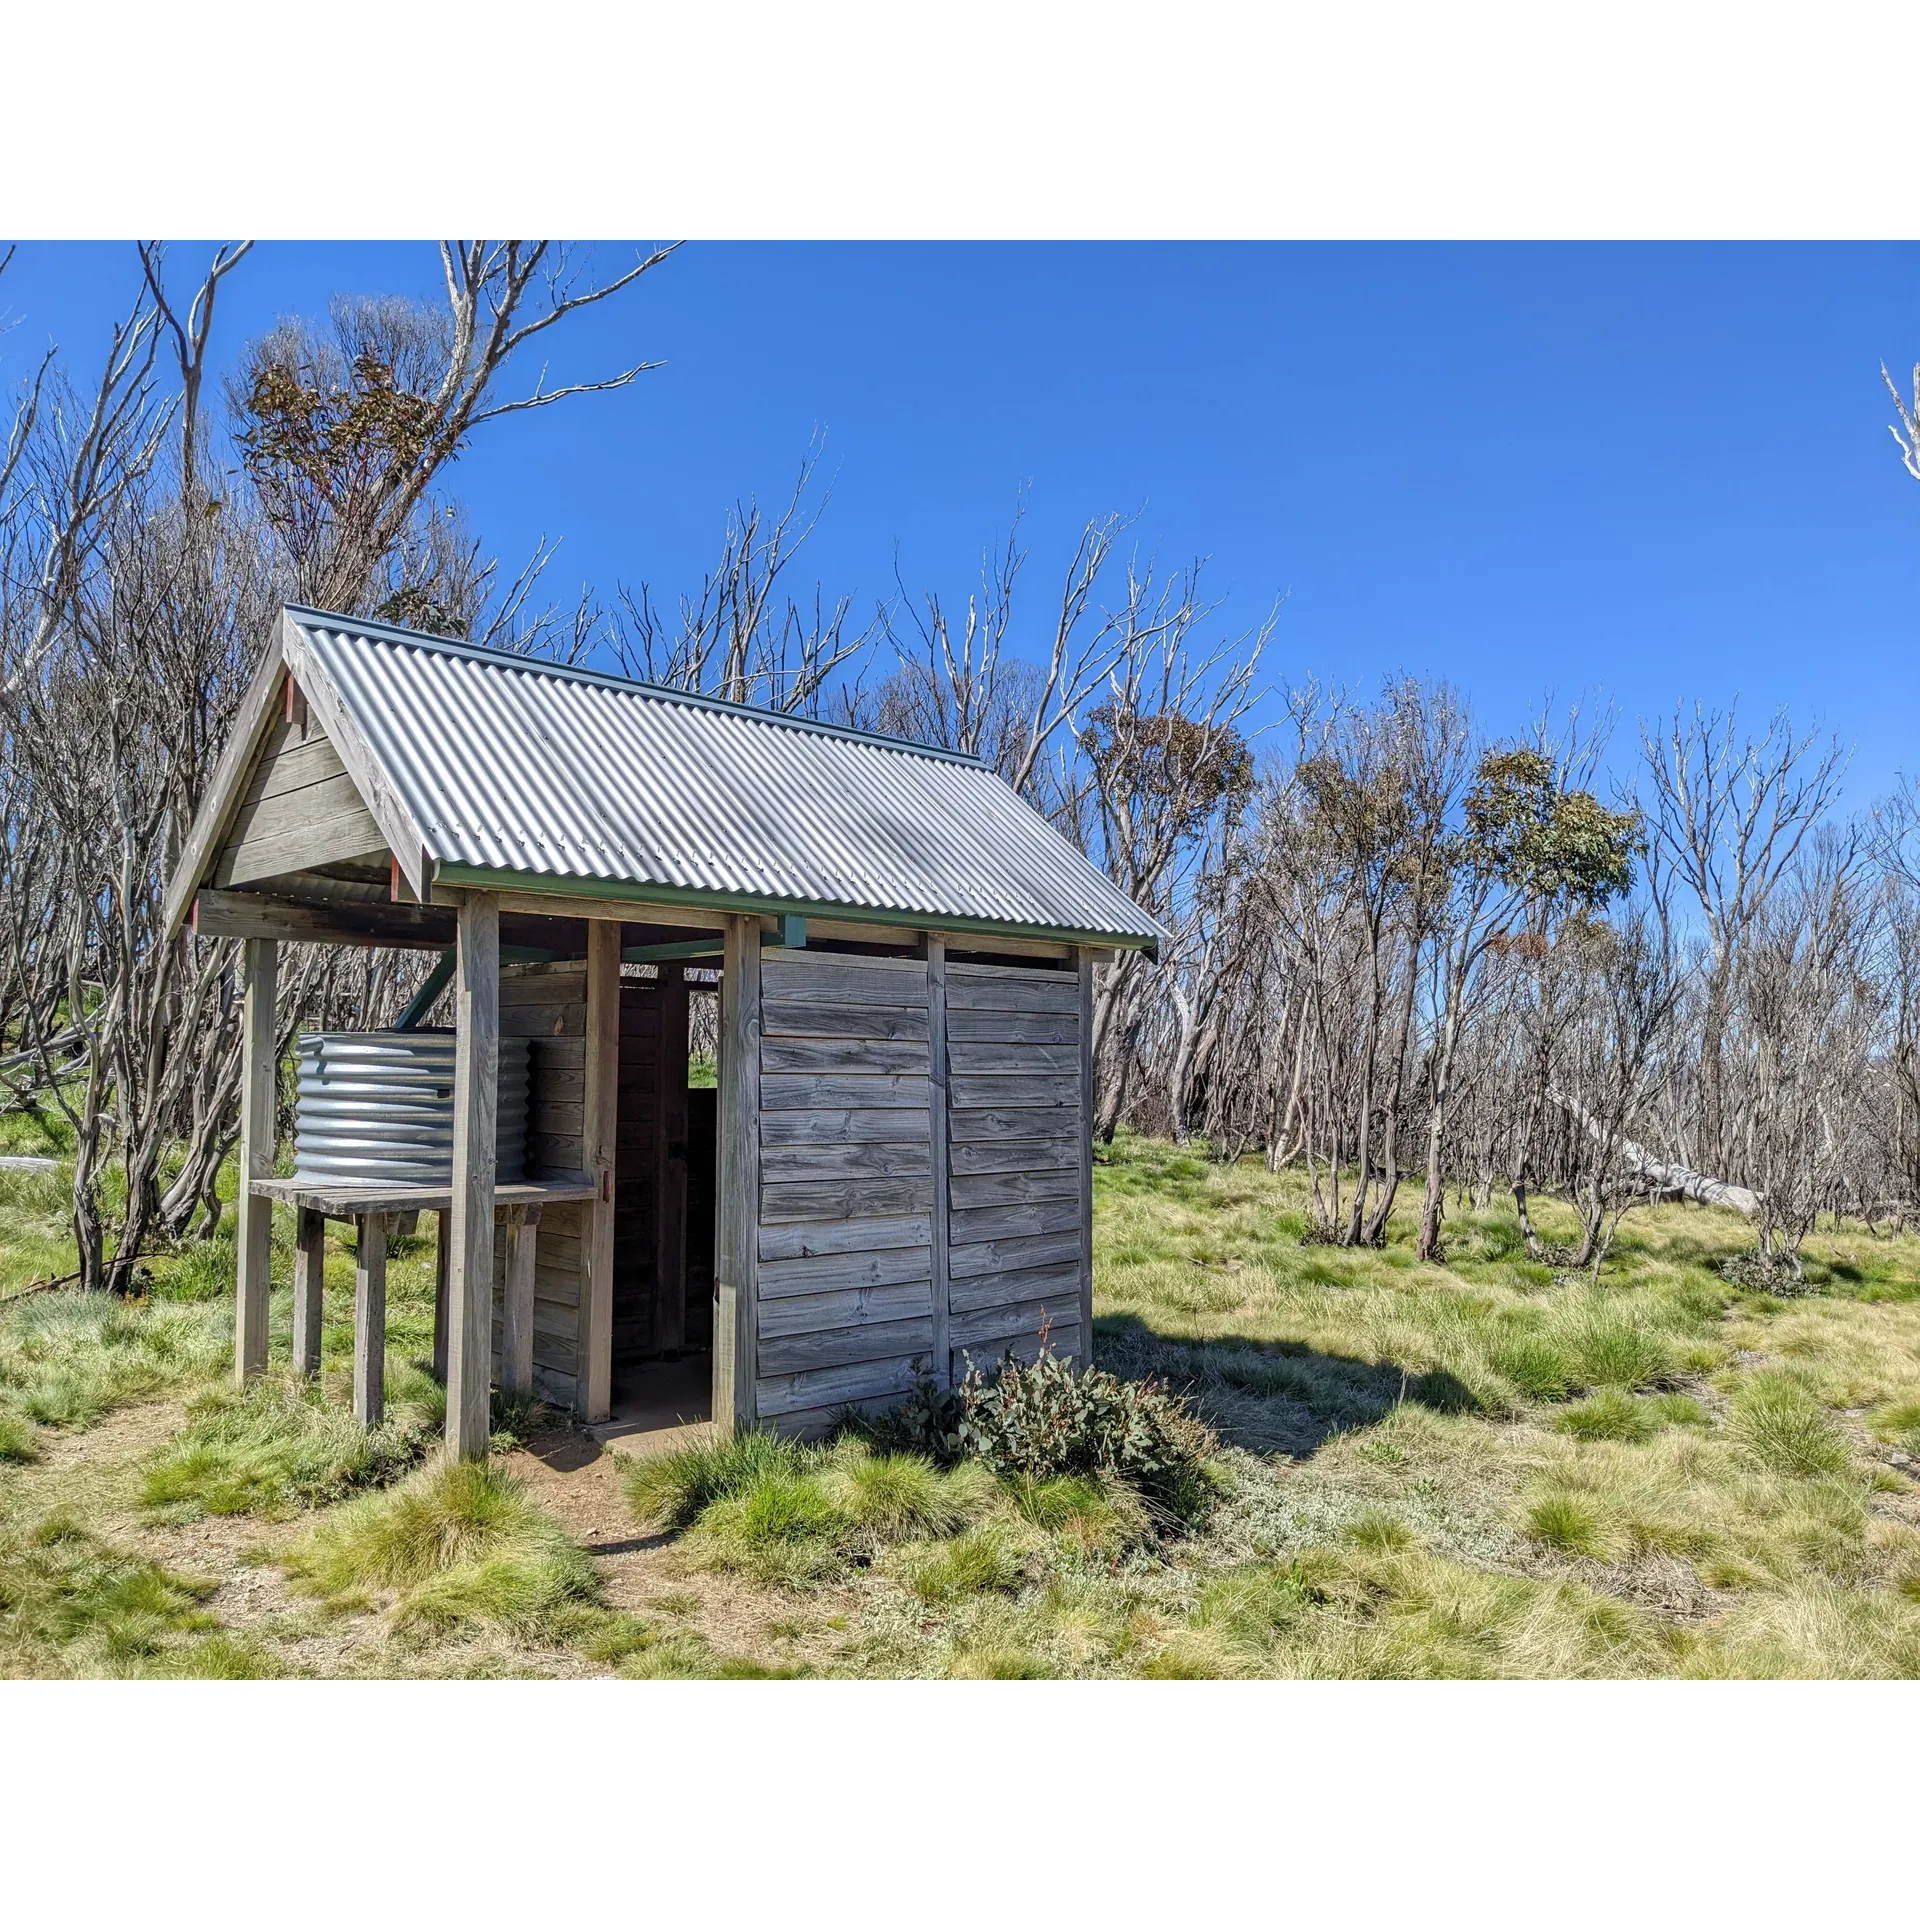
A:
872;1349;1222;1526
1464;745;1641;908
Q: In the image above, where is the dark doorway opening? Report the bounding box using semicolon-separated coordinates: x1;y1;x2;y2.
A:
608;968;716;1432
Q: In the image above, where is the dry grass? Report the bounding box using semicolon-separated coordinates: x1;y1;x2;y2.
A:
5;1135;1920;1677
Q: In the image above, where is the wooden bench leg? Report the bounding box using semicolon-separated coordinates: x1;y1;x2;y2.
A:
502;1204;538;1401
432;1208;451;1383
291;1206;326;1380
354;1211;388;1428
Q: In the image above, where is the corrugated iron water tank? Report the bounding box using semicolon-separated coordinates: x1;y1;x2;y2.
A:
294;1032;530;1185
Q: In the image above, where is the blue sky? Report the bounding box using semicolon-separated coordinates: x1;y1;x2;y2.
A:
5;240;1917;800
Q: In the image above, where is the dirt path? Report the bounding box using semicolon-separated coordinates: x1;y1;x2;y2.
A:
9;1397;329;1647
507;1428;872;1669
7;1394;877;1674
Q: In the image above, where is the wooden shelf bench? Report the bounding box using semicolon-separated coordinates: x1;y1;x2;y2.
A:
248;1176;597;1427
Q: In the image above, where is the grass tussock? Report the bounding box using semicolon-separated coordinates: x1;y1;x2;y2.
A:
1868;1400;1920;1447
0;1510;280;1677
812;1448;995;1547
1730;1372;1852;1479
623;1430;1037;1595
1553;1387;1706;1445
0;1292;229;1434
139;1373;442;1520
281;1460;600;1642
622;1428;806;1533
0;1410;41;1464
1009;1473;1152;1560
904;1525;1030;1604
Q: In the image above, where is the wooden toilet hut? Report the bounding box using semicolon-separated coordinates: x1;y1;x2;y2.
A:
162;607;1162;1460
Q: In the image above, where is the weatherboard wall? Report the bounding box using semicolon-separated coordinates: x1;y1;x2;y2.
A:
488;962;588;1408
751;947;1089;1436
943;960;1088;1380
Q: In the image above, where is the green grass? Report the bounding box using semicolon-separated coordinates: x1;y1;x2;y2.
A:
1730;1372;1852;1479
812;1446;992;1545
281;1459;602;1642
1009;1473;1150;1559
622;1428;806;1532
1555;1387;1663;1443
624;1429;1031;1594
7;1132;1920;1678
1525;1491;1606;1555
0;1162;78;1297
0;1291;231;1433
0;1411;41;1464
905;1526;1029;1602
0;1510;280;1677
1868;1400;1920;1447
147;1235;236;1304
139;1373;442;1520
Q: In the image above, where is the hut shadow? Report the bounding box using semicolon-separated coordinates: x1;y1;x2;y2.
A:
1093;1312;1474;1460
523;1427;605;1474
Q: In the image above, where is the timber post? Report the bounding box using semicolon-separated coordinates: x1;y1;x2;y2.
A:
234;936;278;1384
353;1211;388;1427
446;892;500;1462
926;935;952;1387
291;1204;325;1379
431;1209;450;1381
501;1204;539;1401
578;919;619;1423
713;913;761;1436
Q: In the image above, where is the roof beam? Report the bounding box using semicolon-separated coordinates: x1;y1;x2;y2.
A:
191;888;455;949
433;884;734;936
430;865;1155;956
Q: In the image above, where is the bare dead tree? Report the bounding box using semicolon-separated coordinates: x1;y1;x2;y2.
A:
611;441;883;714
1639;703;1848;1180
0;241;670;1285
234;240;674;621
1884;354;1920;485
870;505;1209;806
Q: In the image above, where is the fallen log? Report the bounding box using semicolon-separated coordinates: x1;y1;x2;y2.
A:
1548;1087;1761;1217
0;1156;60;1174
0;1268;82;1309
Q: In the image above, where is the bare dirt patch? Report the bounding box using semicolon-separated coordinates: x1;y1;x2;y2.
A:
506;1427;872;1670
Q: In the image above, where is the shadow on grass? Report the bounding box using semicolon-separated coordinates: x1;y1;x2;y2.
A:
1095;1311;1475;1460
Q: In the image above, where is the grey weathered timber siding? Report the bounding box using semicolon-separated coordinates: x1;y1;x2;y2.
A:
211;706;389;887
488;962;587;1409
755;949;938;1432
943;961;1087;1378
747;948;1093;1434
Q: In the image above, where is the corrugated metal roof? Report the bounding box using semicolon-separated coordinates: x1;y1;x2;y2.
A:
286;607;1162;949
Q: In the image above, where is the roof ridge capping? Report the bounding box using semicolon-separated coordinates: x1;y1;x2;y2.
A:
284;603;991;769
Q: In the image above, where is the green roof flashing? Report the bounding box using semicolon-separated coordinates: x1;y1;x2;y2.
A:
430;862;1157;954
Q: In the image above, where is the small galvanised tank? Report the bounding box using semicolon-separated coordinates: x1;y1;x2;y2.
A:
293;1031;530;1185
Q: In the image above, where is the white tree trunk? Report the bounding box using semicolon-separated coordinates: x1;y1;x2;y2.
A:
1549;1087;1761;1216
